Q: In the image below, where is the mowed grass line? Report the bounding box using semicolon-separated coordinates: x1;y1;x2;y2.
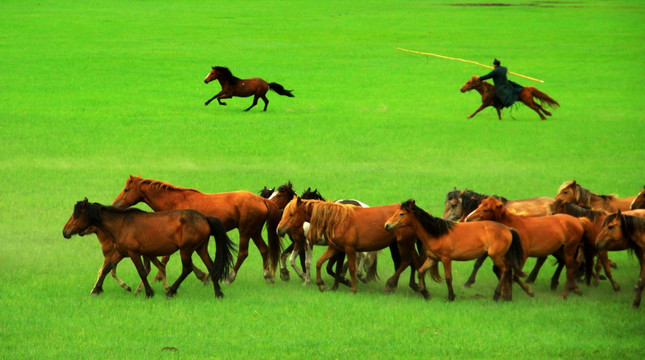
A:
1;0;644;359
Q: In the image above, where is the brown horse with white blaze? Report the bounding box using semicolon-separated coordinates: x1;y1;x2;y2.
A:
385;200;524;302
63;198;235;299
204;66;294;111
112;175;283;284
460;75;559;120
466;197;594;299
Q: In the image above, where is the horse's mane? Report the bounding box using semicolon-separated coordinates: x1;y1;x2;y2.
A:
277;182;296;198
461;189;507;214
602;213;645;250
76;201;144;225
301;187;325;201
135;177;201;194
308;201;355;243
553;199;607;222
401;199;454;238
214;66;241;85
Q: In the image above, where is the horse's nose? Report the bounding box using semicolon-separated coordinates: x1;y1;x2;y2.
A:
384;223;393;232
204;80;208;84
277;226;288;237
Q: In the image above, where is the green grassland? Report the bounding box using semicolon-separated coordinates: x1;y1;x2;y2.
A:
1;0;644;359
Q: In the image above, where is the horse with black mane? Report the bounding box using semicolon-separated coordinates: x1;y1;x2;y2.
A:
204;66;294;111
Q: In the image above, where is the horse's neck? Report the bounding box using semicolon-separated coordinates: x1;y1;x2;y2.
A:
476;83;494;96
94;210;127;242
141;185;189;211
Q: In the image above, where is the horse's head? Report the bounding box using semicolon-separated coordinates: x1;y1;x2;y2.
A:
460;76;481;93
301;187;325;201
631;186;645;210
258;186;275;199
204;66;221;84
596;210;624;251
384;199;416;232
63;198;93;238
269;182;296;210
277;196;308;237
554;180;579;204
441;188;465;221
112;175;144;208
464;196;504;222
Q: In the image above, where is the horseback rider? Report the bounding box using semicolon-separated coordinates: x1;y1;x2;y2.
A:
475;59;524;108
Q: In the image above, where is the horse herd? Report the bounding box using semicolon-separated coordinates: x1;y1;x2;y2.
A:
202;66;559;120
62;176;645;308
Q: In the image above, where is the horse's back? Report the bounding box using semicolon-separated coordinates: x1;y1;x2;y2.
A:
335;204;399;251
506;197;554;216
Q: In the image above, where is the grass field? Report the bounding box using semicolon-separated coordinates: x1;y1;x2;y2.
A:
1;0;644;359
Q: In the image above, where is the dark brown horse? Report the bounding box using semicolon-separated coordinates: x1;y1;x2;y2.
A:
596;210;645;308
204;66;294;111
460;75;559;120
630;185;645;210
555;180;638;212
466;197;594;299
63;198;235;298
385;200;524;302
112;175;283;284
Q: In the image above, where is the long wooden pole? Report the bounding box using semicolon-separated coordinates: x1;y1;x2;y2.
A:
394;47;544;83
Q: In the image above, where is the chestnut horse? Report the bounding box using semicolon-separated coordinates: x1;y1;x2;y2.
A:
555;180;638;212
460;75;559;120
277;198;423;294
77;225;169;295
630;185;645;210
112;175;282;284
204;66;294;111
385;200;524;302
596;210;645;308
63;199;235;298
466;197;594;299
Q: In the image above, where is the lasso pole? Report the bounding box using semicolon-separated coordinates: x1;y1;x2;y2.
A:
394;47;544;83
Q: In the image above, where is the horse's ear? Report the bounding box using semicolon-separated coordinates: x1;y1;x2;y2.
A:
617;209;622;216
212;66;215;69
296;196;302;205
83;197;88;204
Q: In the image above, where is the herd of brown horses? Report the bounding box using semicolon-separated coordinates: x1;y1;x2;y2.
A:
62;176;645;308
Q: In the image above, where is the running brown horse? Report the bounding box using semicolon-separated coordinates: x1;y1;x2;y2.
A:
460;75;559;120
596;210;645;308
112;175;283;284
63;198;235;299
277;197;423;294
630;185;645;210
466;197;594;299
555;180;638;213
385;200;524;302
203;66;294;111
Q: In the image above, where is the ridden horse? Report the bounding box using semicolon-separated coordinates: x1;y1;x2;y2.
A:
277;198;423;294
460;75;559;120
465;197;594;299
385;200;524;301
555;180;638;212
62;199;235;298
441;188;554;287
630;185;645;210
203;66;294;111
112;175;282;284
77;225;169;294
596;210;645;308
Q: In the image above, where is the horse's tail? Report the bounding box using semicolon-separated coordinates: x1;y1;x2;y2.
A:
578;217;597;286
429;261;442;283
269;83;295;97
505;229;526;277
264;199;283;275
529;87;560;108
206;216;236;282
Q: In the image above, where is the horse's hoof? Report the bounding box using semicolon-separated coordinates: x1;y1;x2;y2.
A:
91;288;103;296
463;282;473;288
280;269;290;282
527;290;535;298
613;284;621;292
215;291;225;299
317;282;326;292
409;283;420;292
204;102;209;106
420;290;430;300
330;285;339;291
146;291;155;299
124;286;131;292
265;277;275;285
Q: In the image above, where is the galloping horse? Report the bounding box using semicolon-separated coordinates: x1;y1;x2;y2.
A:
76;225;169;294
277;198;423;294
460;75;559;120
555;180;638;213
466;197;594;299
63;199;235;299
630;185;645;210
204;66;294;111
596;210;645;308
112;175;282;284
385;200;524;302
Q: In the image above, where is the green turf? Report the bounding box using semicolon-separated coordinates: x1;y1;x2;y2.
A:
1;0;644;359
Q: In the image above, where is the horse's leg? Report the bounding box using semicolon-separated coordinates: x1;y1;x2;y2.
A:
250;234;273;284
315;247;339;292
598;250;620;291
631;248;645;308
550;254;565;291
417;257;437;300
244;95;259;111
129;251;154;298
289;249;305;282
346;250;358;294
467;104;489;119
303;242;313;284
148;256;169;290
513;259;535;297
442;259;456;302
153;255;170;282
281;241;294;281
226;235;249;284
165;250;194;298
92;253;120;295
489;254;511;301
331;253;350;290
464;254;487;288
560;243;582;299
195;244;224;298
526;256;547;284
496;107;502;121
356;253;367;283
205;90;225;106
261;95;269;111
109;264;131;292
384;240;413;294
522;99;548;120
